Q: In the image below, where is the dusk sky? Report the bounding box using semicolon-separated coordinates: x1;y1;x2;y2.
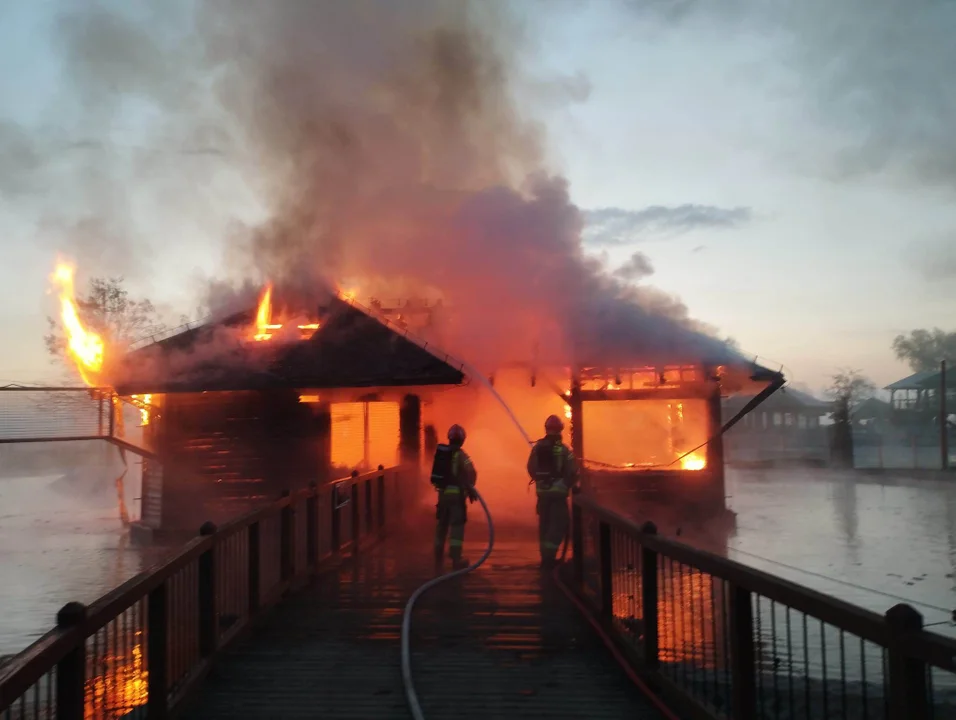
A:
1;1;953;393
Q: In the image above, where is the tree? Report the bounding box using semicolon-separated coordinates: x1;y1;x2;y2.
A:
826;368;875;469
827;368;876;411
892;328;956;372
45;276;167;374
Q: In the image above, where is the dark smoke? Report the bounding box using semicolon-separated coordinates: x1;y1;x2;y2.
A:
33;0;742;373
613;252;656;281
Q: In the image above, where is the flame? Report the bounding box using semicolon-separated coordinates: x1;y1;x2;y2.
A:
252;284;320;342
564;403;572;420
131;394;152;426
681;453;707;471
51;262;105;386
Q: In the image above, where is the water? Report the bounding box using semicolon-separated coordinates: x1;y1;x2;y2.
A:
0;472;164;656
2;464;955;662
725;467;956;636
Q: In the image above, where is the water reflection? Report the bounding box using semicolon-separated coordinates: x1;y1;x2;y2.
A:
85;628;149;719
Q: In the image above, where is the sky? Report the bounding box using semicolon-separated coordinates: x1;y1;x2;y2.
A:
0;1;953;394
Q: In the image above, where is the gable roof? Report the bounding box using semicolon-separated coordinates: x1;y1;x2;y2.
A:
884;370;940;391
111;296;465;395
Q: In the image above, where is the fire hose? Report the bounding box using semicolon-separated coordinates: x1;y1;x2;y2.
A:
400;486;495;720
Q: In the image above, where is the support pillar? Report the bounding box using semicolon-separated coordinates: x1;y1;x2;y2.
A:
705;369;726;510
399;394;422;467
569;369;583;462
941;360;949;471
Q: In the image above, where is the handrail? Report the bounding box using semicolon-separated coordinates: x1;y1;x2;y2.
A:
566;494;956;720
0;465;418;718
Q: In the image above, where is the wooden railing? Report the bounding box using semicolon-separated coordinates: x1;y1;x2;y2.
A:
568;494;956;720
0;466;416;720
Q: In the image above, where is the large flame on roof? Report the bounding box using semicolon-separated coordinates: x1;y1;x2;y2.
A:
51;262;104;386
253;284;320;342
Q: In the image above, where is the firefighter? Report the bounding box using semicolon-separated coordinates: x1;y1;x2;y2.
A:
430;424;477;571
527;414;579;569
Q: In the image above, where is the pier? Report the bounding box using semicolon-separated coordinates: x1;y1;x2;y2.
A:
2;466;955;719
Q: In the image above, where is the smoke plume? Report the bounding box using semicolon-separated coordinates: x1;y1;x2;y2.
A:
29;0;740;374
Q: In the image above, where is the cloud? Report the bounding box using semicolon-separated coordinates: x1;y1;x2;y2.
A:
582;204;753;246
613;251;655;281
912;236;956;282
621;1;956;193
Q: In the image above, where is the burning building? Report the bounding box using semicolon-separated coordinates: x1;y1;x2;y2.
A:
372;300;785;530
107;287;465;536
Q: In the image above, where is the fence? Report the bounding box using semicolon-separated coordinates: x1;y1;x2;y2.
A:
569;494;956;720
852;430;955;471
0;466;414;720
0;386;156;459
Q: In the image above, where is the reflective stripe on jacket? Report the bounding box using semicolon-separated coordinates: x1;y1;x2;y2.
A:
527;438;577;496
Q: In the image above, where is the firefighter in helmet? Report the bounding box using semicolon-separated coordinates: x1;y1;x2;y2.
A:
527;414;579;569
430;424;478;571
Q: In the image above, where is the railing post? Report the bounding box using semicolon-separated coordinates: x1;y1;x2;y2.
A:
248;521;260;614
147;582;168;719
729;585;757;720
306;483;318;572
365;472;374;532
55;602;87;720
280;491;294;581
198;521;217;659
377;466;386;531
571;502;584;588
885;603;928;720
351;473;361;552
97;394;104;436
331;484;342;553
598;521;613;621
639;521;659;670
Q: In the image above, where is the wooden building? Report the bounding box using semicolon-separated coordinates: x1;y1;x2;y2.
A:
111;293;464;535
371;297;786;525
885;367;955;422
722;386;831;467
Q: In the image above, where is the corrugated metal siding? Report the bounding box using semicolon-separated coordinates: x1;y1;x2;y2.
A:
367;401;399;469
331;402;365;469
331;401;400;471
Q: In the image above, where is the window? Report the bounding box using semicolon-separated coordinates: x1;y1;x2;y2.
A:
581;399;708;468
331;401;400;471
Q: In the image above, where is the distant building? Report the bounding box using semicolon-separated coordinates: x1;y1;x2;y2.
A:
722;386;831;466
885;367;955;425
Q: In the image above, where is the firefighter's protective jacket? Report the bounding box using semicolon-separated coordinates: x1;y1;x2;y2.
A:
527;437;578;496
430;444;477;498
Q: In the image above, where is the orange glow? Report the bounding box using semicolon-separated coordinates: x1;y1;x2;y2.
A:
84;629;148;717
612;565;723;668
253;284;320;341
680;453;707;471
130;394;152;426
330;401;400;471
581;399;709;470
51;262;105;386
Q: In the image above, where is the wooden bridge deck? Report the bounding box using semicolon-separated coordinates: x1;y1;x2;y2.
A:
181;518;669;719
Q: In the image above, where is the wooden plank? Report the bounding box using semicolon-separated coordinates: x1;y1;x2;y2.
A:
181;525;668;719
